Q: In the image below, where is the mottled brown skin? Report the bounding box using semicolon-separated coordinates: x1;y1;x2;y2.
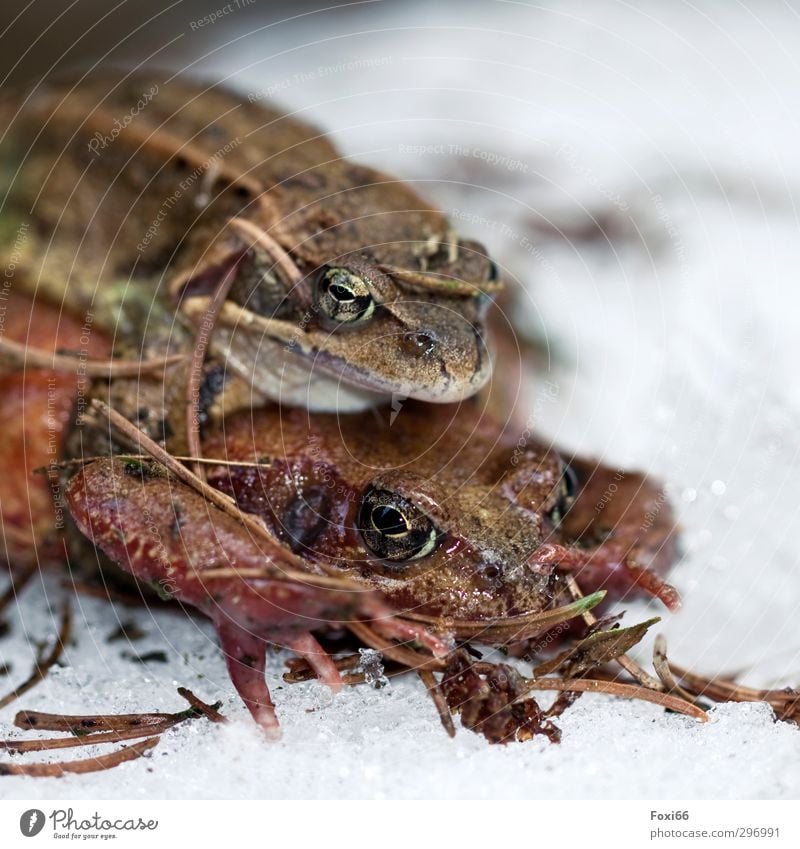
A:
64;401;678;734
0;72;497;410
198;403;564;621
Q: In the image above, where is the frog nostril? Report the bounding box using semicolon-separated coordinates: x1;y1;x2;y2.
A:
401;331;438;357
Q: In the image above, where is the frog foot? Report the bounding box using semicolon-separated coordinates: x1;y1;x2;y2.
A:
214;621;342;738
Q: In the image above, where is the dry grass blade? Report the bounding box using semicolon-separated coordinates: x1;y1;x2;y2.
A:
652;635;700;703
668;662;799;721
403;591;606;643
347;621;444;671
418;669;456;738
0;601;71;710
90;399;363;593
564;575;663;690
185;258;240;481
533;617;660;678
0;337;183;376
515;677;708;722
0;737;159;777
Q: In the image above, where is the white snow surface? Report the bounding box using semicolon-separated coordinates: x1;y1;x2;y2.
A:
2;0;800;799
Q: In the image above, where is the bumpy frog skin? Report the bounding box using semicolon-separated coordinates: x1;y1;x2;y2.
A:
64;401;678;736
0;72;498;411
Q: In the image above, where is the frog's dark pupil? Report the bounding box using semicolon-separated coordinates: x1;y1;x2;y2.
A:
328;282;355;302
547;464;579;526
487;259;499;281
371;505;408;536
562;464;578;499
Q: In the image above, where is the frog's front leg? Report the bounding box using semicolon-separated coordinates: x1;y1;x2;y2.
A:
215;618;279;737
556;456;680;611
63;458;445;735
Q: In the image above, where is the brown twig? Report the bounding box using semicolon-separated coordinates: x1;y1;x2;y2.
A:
401;590;606;644
0;601;71;710
283;653;364;684
1;724;171;753
652;635;700;703
90;398;362;592
418;669;456;738
6;695;223;752
347;621;444;671
227;217;303;287
15;709;175;734
514;677;708;722
37;453;285;473
668;662;799;721
185;259;240;481
177;687;228;724
0;337;183;376
0;737;159;777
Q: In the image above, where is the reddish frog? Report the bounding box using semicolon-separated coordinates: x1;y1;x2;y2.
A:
64;400;677;736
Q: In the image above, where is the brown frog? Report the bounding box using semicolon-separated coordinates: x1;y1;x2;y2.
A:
0;71;500;413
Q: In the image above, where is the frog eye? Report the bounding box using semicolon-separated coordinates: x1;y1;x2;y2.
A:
547;464;578;525
358;486;439;563
315;266;376;326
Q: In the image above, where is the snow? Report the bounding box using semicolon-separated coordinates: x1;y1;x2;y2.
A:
2;0;800;799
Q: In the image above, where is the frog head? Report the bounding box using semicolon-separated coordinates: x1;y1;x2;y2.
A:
203;401;575;623
174;188;501;411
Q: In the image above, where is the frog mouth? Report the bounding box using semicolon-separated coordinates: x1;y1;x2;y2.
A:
192;299;490;404
397;591;607;643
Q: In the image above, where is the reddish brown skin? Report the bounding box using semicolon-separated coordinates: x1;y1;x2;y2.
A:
0;293;110;566
0;298;678;738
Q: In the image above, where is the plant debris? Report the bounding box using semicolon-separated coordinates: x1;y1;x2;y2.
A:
121;650;169;664
1;688;224;777
106;620;147;642
667;661;800;723
284;613;718;744
0;737;159;777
